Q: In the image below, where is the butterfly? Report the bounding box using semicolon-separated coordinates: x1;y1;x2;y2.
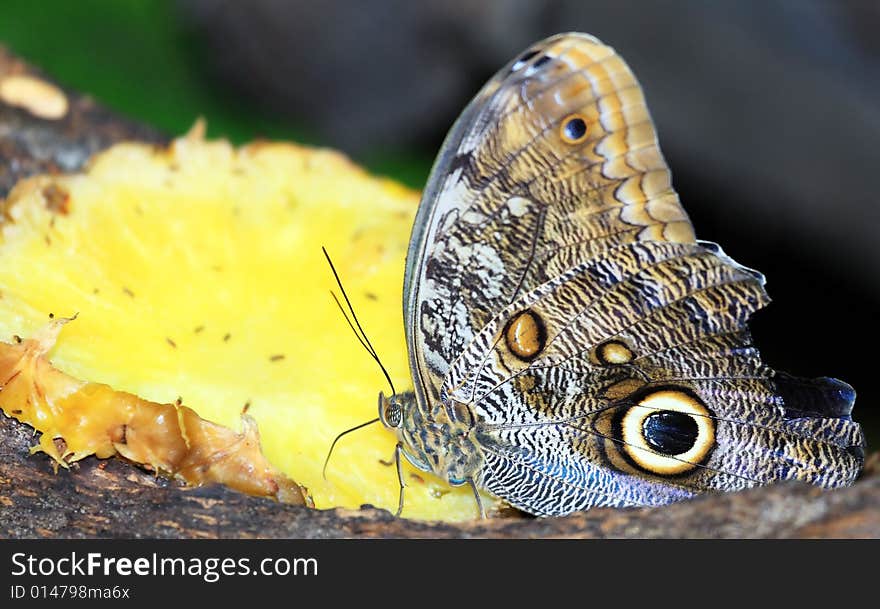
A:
376;32;865;517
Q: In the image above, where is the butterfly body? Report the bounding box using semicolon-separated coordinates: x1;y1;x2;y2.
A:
381;390;482;487
382;33;864;517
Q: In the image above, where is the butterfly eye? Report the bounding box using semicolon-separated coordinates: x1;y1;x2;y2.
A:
560;114;589;145
378;393;402;429
617;388;715;475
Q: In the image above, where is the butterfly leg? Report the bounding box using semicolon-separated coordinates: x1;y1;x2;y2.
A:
467;477;486;520
393;443;406;517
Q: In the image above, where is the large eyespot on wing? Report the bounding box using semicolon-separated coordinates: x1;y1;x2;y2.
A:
613;387;716;476
404;32;694;408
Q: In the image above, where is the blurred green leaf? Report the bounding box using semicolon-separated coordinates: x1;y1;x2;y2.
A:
0;0;431;188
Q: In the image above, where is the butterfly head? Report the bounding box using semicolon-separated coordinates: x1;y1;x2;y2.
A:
378;391;484;486
378;391;404;430
378;390;429;471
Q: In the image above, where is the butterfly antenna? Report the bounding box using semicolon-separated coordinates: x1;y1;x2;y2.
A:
322;246;396;397
329;291;373;355
322;417;380;479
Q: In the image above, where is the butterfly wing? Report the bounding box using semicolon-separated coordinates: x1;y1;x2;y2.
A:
441;240;863;516
405;33;693;409
404;32;863;515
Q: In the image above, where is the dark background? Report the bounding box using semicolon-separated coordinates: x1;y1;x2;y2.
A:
1;0;876;446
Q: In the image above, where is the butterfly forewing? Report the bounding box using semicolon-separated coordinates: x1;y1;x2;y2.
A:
396;32;864;517
404;33;694;406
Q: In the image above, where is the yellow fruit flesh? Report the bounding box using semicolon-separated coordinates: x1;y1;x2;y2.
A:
0;132;495;521
0;319;308;505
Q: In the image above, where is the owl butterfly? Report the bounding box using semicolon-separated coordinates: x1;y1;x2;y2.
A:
378;32;864;517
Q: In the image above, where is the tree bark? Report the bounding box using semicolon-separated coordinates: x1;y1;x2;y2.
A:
1;46;877;539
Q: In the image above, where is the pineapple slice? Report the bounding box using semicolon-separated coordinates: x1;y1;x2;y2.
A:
0;316;308;505
0;126;496;521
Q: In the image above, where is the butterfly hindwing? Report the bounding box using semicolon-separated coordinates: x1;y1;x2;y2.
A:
440;241;863;515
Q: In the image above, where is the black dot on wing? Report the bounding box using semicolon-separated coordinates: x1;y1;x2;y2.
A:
642;411;699;455
563;116;587;142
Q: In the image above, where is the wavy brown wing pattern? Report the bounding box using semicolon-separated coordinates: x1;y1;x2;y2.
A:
392;32;864;517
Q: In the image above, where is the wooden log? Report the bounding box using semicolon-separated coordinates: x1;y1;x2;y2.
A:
1;45;877;539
